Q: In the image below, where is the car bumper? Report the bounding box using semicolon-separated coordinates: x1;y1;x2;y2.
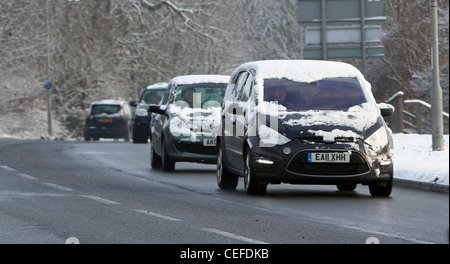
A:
85;127;129;138
133;116;150;128
250;140;393;185
165;134;217;164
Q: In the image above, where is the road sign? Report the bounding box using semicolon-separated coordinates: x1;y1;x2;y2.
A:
44;82;52;90
298;0;387;73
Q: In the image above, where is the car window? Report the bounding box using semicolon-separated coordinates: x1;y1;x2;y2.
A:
140;90;165;105
239;74;253;102
232;72;249;101
263;78;368;111
161;85;173;105
91;105;121;115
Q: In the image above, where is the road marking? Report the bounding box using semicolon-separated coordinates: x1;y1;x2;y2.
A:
134;209;182;222
0;165;17;172
43;183;73;192
80;195;120;205
16;173;38;180
201;228;268;244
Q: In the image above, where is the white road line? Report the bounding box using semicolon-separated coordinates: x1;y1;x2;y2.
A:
43;183;73;192
201;228;268;244
134;209;182;222
0;165;17;172
16;173;38;180
80;195;120;205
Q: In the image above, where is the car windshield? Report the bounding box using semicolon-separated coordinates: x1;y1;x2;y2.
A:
91;105;121;115
174;83;227;108
140;90;166;105
263;78;368;111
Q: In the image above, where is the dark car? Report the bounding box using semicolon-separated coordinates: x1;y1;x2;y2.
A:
84;100;133;141
148;75;229;171
130;83;168;143
217;60;395;196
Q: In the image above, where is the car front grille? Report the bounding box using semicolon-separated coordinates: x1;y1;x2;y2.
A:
175;142;216;156
286;151;370;176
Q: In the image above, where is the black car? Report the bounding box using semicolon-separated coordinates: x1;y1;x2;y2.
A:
84;100;133;141
217;60;395;196
130;83;168;143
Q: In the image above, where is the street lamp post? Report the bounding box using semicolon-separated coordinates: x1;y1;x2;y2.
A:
430;0;444;151
45;0;53;137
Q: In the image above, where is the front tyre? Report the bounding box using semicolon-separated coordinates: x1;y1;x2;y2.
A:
369;175;393;197
161;140;175;172
244;149;267;195
150;142;162;169
217;143;238;190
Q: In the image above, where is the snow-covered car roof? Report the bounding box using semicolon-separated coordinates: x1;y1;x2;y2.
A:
228;60;374;103
146;82;168;90
169;75;230;86
91;99;128;105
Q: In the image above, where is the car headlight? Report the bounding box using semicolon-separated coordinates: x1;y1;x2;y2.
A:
135;108;148;117
258;125;291;147
169;116;191;137
365;126;389;153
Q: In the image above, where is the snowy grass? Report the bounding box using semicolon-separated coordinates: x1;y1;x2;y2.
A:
393;133;449;186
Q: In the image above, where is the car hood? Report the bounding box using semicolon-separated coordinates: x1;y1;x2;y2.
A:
256;103;382;145
169;105;222;134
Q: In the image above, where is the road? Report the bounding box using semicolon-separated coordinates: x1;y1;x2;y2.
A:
0;140;448;245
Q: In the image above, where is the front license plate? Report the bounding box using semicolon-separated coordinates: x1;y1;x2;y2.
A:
203;138;216;147
99;118;113;123
308;152;350;163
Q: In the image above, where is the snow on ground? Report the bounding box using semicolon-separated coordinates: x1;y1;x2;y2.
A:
393;133;449;186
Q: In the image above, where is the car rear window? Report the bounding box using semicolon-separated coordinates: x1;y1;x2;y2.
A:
91;105;121;115
263;78;368;111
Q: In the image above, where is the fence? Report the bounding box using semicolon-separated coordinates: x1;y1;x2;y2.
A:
386;91;449;134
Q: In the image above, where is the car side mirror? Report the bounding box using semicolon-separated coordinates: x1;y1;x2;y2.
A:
148;104;166;115
378;103;395;117
130;101;137;107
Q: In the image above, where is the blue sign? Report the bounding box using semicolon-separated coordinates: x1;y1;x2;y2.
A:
44;82;52;90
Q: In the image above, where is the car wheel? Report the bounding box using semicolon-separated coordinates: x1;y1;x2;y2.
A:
161;140;175;172
150;142;162;169
369;176;393;197
217;144;238;190
133;126;148;144
244;149;267;195
337;183;357;191
132;127;141;143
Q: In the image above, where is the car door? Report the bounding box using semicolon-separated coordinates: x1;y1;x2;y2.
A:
233;73;255;172
223;72;248;171
151;86;172;155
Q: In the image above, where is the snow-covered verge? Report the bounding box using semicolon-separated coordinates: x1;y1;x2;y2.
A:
393;133;449;186
0;109;67;140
